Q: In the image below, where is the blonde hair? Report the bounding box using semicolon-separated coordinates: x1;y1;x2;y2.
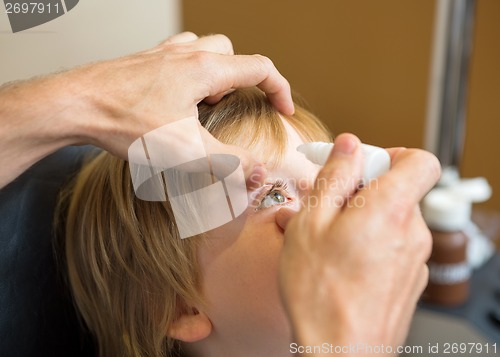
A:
58;88;331;357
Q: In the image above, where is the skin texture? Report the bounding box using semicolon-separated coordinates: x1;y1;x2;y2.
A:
0;32;293;189
172;128;440;357
277;134;441;356
182;119;321;357
0;31;441;355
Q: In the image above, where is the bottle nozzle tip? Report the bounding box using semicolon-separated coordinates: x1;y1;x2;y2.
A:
296;143;307;154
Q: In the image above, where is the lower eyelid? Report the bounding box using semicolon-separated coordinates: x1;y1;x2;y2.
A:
252;189;293;211
282;190;294;201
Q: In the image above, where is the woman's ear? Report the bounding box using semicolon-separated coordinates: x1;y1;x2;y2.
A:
167;309;212;342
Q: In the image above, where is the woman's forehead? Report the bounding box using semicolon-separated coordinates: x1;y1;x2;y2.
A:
264;119;321;191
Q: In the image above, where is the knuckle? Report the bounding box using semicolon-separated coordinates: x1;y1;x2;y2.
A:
183;51;219;91
162;32;198;47
255;54;274;71
189;50;211;64
213;34;234;53
157;38;171;47
420;265;430;290
407;211;433;257
189;51;217;74
422;264;429;278
182;31;198;38
409;149;442;184
418;225;433;259
426;152;442;183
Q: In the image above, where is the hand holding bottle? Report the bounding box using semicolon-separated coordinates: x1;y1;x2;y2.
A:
276;133;441;352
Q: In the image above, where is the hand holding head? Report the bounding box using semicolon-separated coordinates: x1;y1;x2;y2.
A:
70;32;292;157
0;32;292;188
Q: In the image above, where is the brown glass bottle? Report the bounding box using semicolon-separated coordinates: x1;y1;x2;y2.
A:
423;229;469;306
421;188;471;306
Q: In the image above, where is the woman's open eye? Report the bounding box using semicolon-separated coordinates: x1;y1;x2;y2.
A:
255;179;291;211
260;190;287;209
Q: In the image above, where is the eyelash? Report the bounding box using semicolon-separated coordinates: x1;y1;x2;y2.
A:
267;178;288;191
255;179;291;210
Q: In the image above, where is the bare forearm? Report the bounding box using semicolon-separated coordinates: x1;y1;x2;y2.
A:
0;74;88;188
0;33;295;189
287;302;389;357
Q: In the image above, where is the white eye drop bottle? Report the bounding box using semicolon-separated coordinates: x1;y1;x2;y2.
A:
297;142;391;183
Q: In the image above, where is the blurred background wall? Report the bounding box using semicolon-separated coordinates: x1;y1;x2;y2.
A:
0;0;498;213
0;0;180;82
184;0;500;214
461;0;500;212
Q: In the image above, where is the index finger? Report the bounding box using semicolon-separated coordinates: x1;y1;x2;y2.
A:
366;148;441;207
196;53;294;115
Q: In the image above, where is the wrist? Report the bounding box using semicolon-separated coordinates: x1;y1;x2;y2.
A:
285;293;347;355
1;73;85;145
286;295;391;357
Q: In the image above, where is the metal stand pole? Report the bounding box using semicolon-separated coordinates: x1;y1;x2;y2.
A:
425;0;476;171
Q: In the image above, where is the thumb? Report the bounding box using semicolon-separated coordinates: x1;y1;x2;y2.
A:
276;207;296;231
307;133;363;226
